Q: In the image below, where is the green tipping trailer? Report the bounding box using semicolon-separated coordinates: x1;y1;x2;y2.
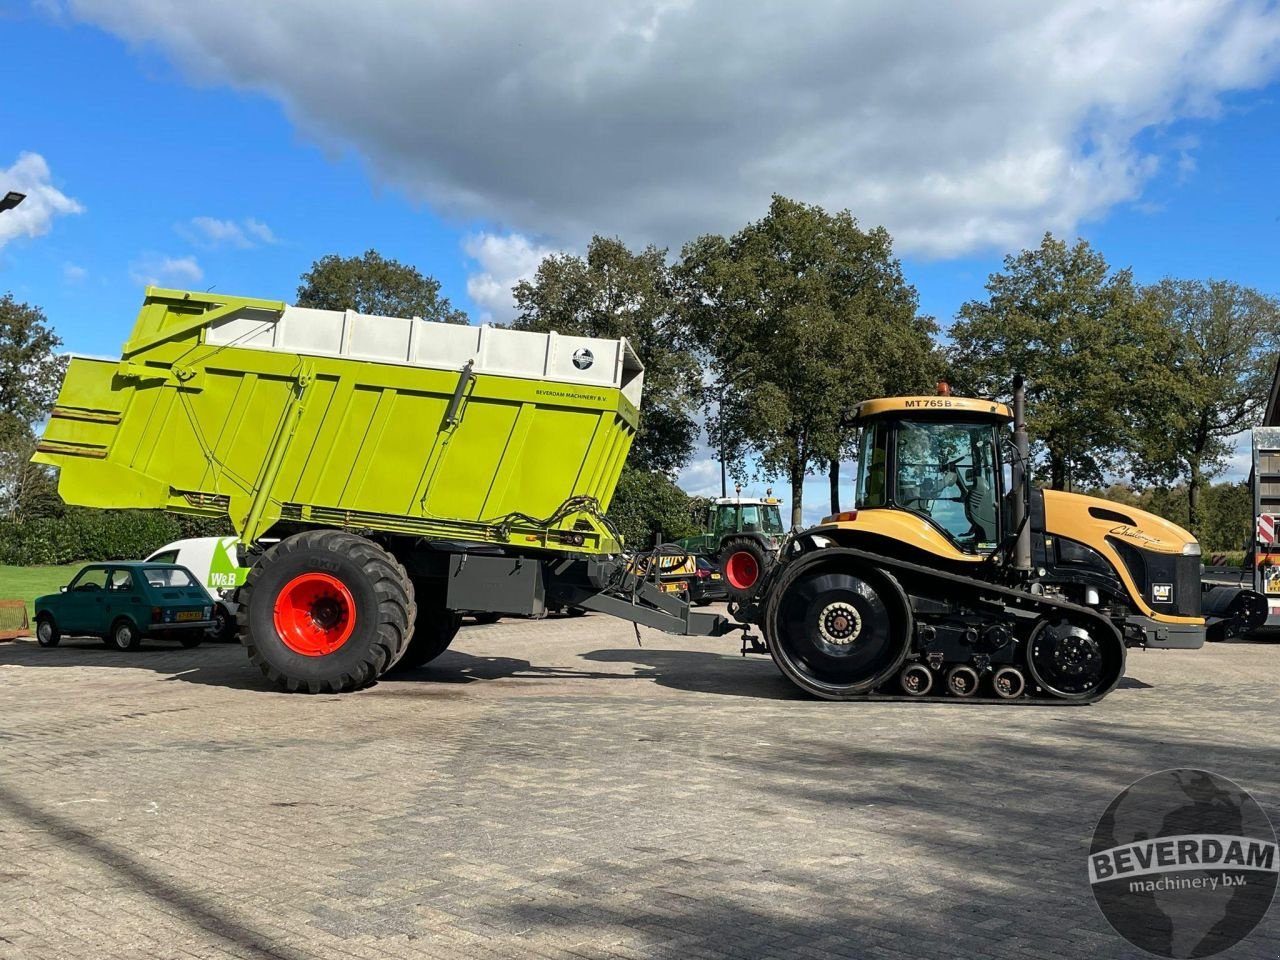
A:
35;288;731;690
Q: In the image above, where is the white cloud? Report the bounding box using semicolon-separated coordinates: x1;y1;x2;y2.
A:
62;263;87;282
128;253;203;287
0;152;84;251
463;231;560;323
60;1;1280;257
179;215;278;249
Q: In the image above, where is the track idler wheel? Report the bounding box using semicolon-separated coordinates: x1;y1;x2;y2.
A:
945;664;980;697
991;665;1026;700
766;565;910;700
1026;618;1125;701
899;662;933;696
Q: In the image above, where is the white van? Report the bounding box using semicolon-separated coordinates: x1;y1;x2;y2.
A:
145;536;247;640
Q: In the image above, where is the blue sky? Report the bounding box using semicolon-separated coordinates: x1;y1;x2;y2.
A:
5;2;1280;522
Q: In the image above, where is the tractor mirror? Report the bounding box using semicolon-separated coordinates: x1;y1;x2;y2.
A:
60;586;67;593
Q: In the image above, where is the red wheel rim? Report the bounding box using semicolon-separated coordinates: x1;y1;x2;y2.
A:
724;551;759;590
273;572;356;656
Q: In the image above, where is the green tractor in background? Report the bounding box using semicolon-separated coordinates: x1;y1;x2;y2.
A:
674;489;787;602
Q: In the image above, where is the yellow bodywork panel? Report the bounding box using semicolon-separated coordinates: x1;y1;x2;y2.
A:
854;396;1012;420
1041;490;1201;625
815;489;1202;626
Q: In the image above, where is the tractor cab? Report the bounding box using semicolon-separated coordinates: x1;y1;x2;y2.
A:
709;498;786;538
851;394;1014;556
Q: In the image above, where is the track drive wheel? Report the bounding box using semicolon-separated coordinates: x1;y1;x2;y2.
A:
766;565;910;699
1025;617;1125;701
719;537;771;603
392;578;463;671
238;530;414;693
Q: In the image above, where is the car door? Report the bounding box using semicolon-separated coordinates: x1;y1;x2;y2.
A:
61;566;110;634
105;568;141;631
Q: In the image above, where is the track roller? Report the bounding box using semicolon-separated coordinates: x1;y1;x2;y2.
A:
899;662;933;696
945;664;980;697
991;665;1026;700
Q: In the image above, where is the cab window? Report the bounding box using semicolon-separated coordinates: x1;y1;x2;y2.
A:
855;424;889;509
712;505;738;535
894;420;999;550
69;567;109;592
759;504;785;534
150;550;179;564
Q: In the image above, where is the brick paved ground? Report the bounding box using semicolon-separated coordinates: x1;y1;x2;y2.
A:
0;608;1277;960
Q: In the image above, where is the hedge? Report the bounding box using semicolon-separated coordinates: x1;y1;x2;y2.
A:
0;510;232;566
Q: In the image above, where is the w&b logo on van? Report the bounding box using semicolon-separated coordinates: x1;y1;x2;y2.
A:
1089;769;1277;958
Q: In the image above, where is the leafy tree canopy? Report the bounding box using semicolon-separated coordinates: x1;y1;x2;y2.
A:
297;249;468;324
948;233;1157;492
0;293;67;424
1129;279;1280;537
677;195;940;526
513;236;700;474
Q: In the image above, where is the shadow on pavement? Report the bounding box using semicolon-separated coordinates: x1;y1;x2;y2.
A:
582;647;803;700
0;782;311;960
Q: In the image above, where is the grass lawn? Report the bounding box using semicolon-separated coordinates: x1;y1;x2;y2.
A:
0;564;83;625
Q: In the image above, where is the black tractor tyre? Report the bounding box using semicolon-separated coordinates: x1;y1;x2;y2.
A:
237;530;415;693
35;615;60;647
765;566;910;700
392;579;463;671
471;611;502;625
719;537;772;603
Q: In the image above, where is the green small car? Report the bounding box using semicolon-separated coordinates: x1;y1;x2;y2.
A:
34;562;217;651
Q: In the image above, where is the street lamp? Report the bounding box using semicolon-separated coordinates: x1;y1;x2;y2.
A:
0;191;25;213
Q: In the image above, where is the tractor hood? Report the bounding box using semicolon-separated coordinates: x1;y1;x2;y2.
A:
1042;490;1199;557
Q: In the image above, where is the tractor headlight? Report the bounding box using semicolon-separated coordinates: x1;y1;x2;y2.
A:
1182;542;1202;557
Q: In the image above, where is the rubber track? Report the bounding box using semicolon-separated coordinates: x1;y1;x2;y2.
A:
237;530;416;693
759;545;1126;704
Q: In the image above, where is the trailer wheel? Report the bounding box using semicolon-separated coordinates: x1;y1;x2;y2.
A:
766;566;910;699
238;530;414;692
391;579;463;671
719;537;771;603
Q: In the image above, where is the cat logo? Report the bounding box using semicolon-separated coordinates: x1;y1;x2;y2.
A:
1152;583;1173;604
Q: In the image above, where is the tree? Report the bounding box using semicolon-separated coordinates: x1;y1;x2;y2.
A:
0;413;61;522
948;234;1157;491
513;237;701;474
677;196;940;527
0;293;67;423
606;465;701;547
297;249;468;324
1129;279;1280;538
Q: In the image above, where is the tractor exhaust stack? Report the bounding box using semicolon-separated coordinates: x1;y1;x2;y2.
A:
1012;375;1032;573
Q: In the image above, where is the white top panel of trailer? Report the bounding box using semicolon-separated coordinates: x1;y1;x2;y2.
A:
204;304;644;403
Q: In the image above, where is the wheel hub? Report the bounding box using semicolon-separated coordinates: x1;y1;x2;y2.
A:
274;572;356;657
1052;632;1099;676
817;601;862;646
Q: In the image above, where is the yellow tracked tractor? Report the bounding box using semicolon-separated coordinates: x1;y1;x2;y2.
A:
720;379;1267;701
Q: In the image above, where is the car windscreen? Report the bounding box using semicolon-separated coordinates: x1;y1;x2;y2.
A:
143;567;197;588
